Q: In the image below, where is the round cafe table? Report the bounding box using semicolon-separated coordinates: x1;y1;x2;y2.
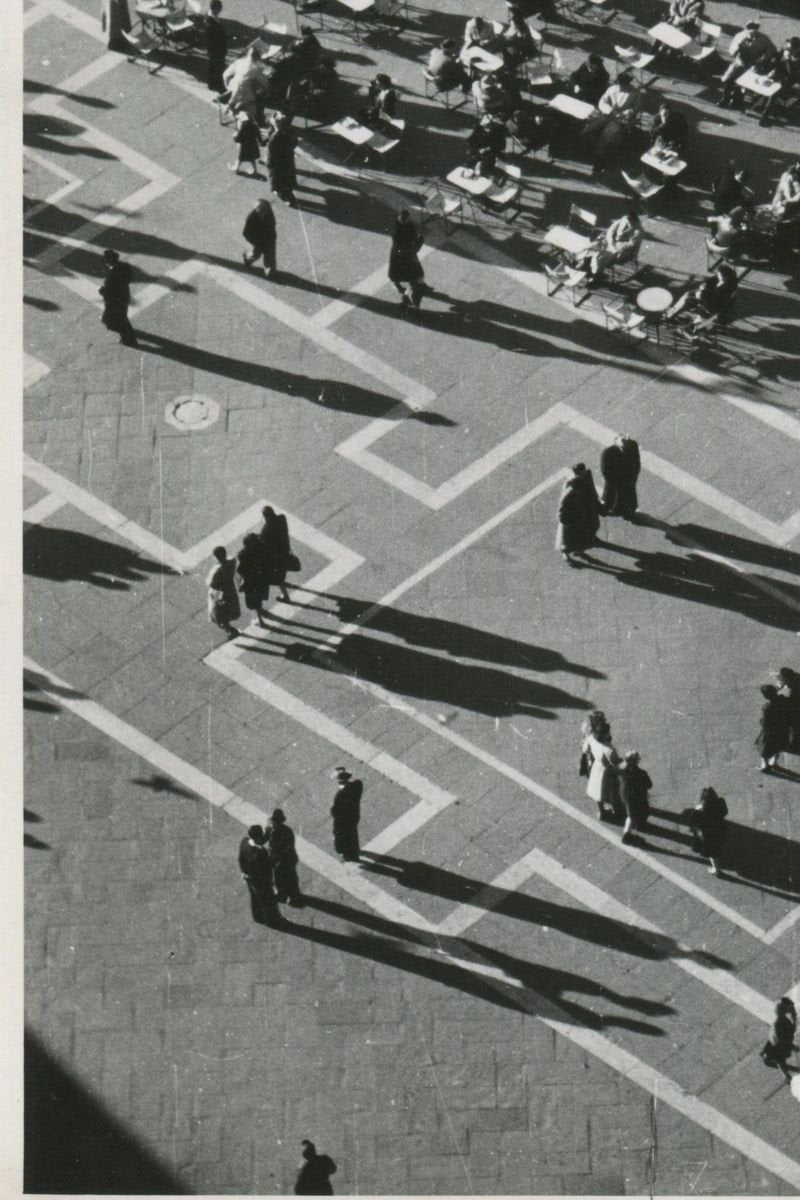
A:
637;286;673;343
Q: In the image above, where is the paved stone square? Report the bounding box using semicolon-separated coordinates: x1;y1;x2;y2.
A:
23;0;800;1192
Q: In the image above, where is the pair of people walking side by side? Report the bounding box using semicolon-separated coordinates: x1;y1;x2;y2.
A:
206;507;294;640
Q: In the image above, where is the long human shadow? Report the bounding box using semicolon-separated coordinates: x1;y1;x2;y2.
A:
328;593;605;677
23;78;115;109
23;112;116;159
23;525;179;589
288;895;673;1034
130;331;455;423
25;1030;186;1193
359;851;732;968
283;628;593;718
576;539;800;633
649;807;800;901
24;806;49;851
666;523;800;577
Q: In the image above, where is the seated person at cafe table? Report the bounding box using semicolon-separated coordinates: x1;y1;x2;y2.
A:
719;21;777;106
751;37;800;124
569;54;609;107
463;15;500;51
707;206;748;253
582;211;642;281
583;72;638;173
465;113;506;173
500;5;535;70
472;73;516;117
508;103;556;155
668;0;704;34
359;73;398;128
649;103;689;155
427;39;470;92
665;263;738;328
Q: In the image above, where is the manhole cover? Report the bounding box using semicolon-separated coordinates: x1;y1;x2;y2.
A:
165;395;220;431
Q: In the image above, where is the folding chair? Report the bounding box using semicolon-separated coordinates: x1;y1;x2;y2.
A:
686;21;721;69
544;261;588;304
602;299;646;342
482;181;522;222
562;0;616;25
164;9;198;47
423;69;467;110
568;204;599;237
705;236;734;271
614;44;656;85
121;27;162;73
605;241;641;282
417;181;463;232
621;169;664;214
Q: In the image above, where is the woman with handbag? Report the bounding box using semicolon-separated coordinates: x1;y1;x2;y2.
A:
206;546;241;641
688;786;728;875
258;505;294;603
760;997;798;1083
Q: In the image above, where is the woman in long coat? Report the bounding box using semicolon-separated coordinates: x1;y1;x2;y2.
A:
760;997;798;1083
756;683;791;772
556;463;601;563
581;711;620;820
237;533;271;626
266;115;298;205
206;546;241;640
388;209;426;309
258;506;292;602
617;750;652;843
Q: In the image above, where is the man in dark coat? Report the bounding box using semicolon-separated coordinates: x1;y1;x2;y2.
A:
266;809;303;906
569;54;609;107
331;767;362;862
206;0;228;93
257;505;292;601
294;1140;336;1195
238;825;281;925
600;435;641;520
556;463;601;565
242;199;277;279
99;249;137;346
266;115;298;206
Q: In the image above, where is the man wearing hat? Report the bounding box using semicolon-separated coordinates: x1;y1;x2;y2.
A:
720;21;777;106
99;249;137;346
266;809;302;906
238;825;281;925
330;768;362;862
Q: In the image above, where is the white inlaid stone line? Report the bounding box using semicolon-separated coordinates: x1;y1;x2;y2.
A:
23;149;84;222
23;657;800;1193
309;245;438;330
23;493;68;525
762;906;800;946
438;847;775;1022
24;353;51;389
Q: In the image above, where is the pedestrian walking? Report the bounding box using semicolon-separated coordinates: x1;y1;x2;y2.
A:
207;546;241;640
688;786;728;875
388;208;428;310
556;463;601;565
230;112;265;177
294;1140;337;1195
756;683;791;773
238;824;281;925
266;114;298;205
266;808;303;906
618;750;652;844
775;667;800;752
581;711;620;821
206;0;228;93
760;997;798;1083
236;533;271;627
257;505;293;602
99;249;138;346
331;766;362;862
242;198;277;279
600;434;641;520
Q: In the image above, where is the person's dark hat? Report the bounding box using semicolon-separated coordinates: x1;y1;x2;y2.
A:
744;20;760;29
572;462;587;474
334;766;351;780
247;824;264;841
271;808;286;824
103;249;120;263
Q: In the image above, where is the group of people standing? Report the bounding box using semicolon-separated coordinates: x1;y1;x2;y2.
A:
756;668;800;773
580;709;730;873
555;436;641;565
206;505;294;640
